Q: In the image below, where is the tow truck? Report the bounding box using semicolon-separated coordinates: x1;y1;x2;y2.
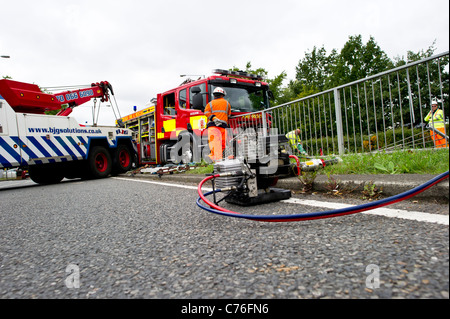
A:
0;79;135;184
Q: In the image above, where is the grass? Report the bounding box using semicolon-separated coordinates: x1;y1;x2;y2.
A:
321;149;449;175
187;163;214;175
187;148;449;175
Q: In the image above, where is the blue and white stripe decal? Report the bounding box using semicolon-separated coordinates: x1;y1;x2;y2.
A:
66;136;86;157
0;136;26;168
24;136;53;161
54;136;79;160
40;136;67;159
0;135;89;168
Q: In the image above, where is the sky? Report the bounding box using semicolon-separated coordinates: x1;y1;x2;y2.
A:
1;0;449;125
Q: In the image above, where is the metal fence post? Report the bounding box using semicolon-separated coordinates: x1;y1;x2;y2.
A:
334;88;345;155
261;111;268;137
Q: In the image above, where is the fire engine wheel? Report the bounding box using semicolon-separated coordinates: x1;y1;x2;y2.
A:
176;135;194;164
88;146;112;178
113;145;133;174
180;144;193;164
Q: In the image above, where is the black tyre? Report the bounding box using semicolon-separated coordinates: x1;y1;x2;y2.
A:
28;164;64;185
88;146;112;178
175;133;194;164
112;144;133;174
180;142;193;164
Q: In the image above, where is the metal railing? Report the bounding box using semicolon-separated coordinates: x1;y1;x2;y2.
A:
230;51;449;156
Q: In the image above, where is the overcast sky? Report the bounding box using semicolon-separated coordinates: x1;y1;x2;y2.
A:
1;0;449;125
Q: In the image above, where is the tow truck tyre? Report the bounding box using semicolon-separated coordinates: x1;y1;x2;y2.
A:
88;146;112;178
113;144;133;174
28;164;64;185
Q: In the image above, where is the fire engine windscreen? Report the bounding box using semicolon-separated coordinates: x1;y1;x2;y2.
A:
210;84;269;112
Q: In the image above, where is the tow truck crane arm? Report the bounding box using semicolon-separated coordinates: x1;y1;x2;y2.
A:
0;79;113;116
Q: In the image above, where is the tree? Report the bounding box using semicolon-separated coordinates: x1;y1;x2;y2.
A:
328;35;393;87
295;46;336;92
289;35;394;97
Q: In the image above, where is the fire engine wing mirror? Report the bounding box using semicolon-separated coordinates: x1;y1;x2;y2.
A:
268;90;274;100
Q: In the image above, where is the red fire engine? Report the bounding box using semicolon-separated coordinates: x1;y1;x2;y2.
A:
118;69;272;165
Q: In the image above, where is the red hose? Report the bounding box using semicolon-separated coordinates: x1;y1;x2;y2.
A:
289;155;300;175
197;174;243;216
197;170;449;223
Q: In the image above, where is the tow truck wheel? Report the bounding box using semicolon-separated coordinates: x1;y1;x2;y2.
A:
113;145;133;174
88;146;112;178
28;164;64;185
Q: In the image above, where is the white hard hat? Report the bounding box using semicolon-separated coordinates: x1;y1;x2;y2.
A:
432;100;438;105
213;87;226;96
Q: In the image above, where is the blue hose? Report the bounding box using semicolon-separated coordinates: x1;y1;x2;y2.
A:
196;171;449;222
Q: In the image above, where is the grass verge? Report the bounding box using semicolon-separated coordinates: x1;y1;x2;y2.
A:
322;149;449;175
187;149;449;175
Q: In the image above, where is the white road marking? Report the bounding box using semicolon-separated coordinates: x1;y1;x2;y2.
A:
114;177;449;225
283;198;449;225
115;177;202;190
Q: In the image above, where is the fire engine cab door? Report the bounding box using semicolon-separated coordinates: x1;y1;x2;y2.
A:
178;107;206;132
177;88;207;133
160;92;177;138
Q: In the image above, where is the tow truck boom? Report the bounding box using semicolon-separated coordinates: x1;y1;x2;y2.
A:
0;79;113;116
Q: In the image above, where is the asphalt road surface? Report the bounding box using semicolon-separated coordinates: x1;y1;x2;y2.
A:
0;177;448;303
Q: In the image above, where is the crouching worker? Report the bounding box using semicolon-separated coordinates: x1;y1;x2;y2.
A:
286;128;308;155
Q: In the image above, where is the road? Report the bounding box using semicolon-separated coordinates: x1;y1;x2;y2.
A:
0;177;448;303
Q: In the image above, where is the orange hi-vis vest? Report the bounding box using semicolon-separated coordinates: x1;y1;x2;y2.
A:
204;98;231;126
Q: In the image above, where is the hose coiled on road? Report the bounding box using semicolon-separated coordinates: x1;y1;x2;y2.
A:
196;171;449;223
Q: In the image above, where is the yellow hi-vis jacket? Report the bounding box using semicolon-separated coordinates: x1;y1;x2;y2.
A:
425;109;445;129
286;130;300;146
